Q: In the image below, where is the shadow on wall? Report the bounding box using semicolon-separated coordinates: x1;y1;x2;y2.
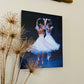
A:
52;0;73;3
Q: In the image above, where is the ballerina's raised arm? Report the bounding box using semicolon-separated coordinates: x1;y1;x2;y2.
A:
35;18;41;31
43;18;48;29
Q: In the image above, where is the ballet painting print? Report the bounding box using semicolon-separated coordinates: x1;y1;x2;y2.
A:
21;10;63;69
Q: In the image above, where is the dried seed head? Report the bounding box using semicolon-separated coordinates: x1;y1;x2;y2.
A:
8;25;26;40
13;47;23;55
5;11;20;27
13;39;27;55
25;60;39;74
0;24;8;37
0;46;5;52
9;33;17;39
25;38;34;50
0;44;6;52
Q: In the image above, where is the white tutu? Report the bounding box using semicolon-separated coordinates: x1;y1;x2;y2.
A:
45;33;60;51
30;34;53;55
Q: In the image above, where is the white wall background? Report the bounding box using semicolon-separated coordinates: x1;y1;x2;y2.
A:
0;0;84;84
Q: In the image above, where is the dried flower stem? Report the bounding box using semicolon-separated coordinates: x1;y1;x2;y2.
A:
11;54;18;84
5;23;12;61
1;77;2;84
3;64;5;84
2;51;4;84
1;36;3;84
24;73;31;84
1;35;6;84
15;53;25;84
1;36;4;63
3;23;12;84
4;37;13;69
3;38;13;84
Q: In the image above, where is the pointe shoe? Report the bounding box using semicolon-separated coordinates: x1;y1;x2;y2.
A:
47;56;50;61
38;57;40;61
42;61;43;64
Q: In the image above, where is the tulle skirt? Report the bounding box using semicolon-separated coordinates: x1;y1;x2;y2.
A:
30;34;53;55
45;34;60;51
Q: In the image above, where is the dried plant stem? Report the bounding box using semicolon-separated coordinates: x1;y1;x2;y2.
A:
2;51;4;84
1;74;3;84
3;38;13;84
24;73;31;84
1;35;3;45
5;23;12;62
11;54;18;84
4;23;12;71
4;37;13;69
3;63;5;84
3;23;12;84
1;36;3;84
15;53;25;84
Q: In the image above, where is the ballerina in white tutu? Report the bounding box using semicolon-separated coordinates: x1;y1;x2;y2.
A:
29;18;52;64
44;19;60;61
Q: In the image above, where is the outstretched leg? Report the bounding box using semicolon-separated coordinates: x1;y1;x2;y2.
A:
47;52;51;61
37;53;40;61
42;52;44;64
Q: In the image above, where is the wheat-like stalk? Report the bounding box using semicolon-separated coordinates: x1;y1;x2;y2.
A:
0;43;6;84
0;11;41;84
11;54;18;84
15;53;25;84
24;60;40;84
0;24;8;38
11;39;27;84
2;12;20;84
0;23;8;84
15;38;34;84
24;73;31;84
4;11;20;27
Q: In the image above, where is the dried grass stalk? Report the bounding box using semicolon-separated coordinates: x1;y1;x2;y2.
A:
24;60;39;84
0;24;8;38
24;73;31;84
0;25;6;84
11;39;28;84
0;11;39;84
0;44;6;84
5;12;20;27
3;12;20;84
4;35;13;84
15;38;35;84
11;54;18;84
15;53;25;84
4;23;12;67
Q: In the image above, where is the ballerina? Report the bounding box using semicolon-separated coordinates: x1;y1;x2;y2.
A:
44;18;60;61
29;18;52;64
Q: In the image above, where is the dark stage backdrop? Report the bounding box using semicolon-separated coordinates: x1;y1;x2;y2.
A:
21;10;63;69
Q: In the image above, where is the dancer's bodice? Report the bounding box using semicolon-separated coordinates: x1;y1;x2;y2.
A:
39;34;44;38
38;28;44;34
46;28;52;35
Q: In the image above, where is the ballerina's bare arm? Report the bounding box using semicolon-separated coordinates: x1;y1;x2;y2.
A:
35;18;41;31
43;18;48;29
36;18;41;26
47;19;54;30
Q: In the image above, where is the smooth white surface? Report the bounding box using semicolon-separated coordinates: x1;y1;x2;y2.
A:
0;0;84;84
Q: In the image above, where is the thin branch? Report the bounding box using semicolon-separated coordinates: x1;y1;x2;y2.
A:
11;54;18;84
15;53;25;84
24;73;31;84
